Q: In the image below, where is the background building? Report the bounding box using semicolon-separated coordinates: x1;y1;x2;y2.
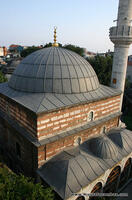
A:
0;47;7;57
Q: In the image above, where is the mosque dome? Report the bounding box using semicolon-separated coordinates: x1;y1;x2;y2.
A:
89;135;118;159
8;47;99;93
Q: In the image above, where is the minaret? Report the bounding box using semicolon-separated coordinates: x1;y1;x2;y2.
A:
52;26;59;47
110;0;132;110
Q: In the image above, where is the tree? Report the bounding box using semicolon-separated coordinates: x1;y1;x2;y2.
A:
0;71;7;83
64;44;84;57
0;167;54;200
43;43;62;48
21;43;84;58
87;55;113;86
21;46;41;57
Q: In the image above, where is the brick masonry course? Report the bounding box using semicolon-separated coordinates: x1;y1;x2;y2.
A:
38;116;119;167
37;95;121;139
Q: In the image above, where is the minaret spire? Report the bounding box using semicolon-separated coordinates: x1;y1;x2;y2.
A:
52;26;59;47
110;0;132;110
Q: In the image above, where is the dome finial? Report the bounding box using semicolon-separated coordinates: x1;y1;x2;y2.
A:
52;26;59;47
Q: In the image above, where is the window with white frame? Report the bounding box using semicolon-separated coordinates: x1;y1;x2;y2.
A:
88;111;94;121
102;126;106;134
74;137;82;146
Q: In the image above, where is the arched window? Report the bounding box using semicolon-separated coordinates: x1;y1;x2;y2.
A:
6;104;10;116
102;126;106;134
74;137;82;146
77;137;81;145
88;111;94;121
103;166;121;193
16;142;21;158
89;182;102;200
76;196;85;200
119;158;132;189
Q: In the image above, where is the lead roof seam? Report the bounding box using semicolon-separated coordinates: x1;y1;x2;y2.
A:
74;54;97;91
32;51;44;92
56;47;63;93
59;48;73;93
88;91;95;99
68;165;83;188
62;48;81;93
93;89;101;99
108;139;118;158
53;94;67;106
73;54;90;76
65;184;74;199
33;50;44;65
74;157;91;182
55;94;73;104
44;96;60;108
81;154;99;176
35;49;54;111
121;135;132;151
43;47;54;91
52;47;55;92
101;86;114;96
123;131;132;141
36;49;50;79
98;86;109;97
64;94;75;103
9;73;98;79
102;85;118;96
88;154;109;170
104;140;112;158
67;50;90;92
78;54;94;77
66;50;88;92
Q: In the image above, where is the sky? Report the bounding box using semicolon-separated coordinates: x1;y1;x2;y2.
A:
1;0;132;54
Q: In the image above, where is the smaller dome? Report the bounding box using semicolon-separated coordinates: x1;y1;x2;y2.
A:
89;135;118;159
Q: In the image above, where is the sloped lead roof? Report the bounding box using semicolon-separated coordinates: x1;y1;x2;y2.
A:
8;47;99;93
37;129;132;199
0;83;121;114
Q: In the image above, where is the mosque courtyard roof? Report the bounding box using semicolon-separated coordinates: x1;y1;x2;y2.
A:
37;128;132;199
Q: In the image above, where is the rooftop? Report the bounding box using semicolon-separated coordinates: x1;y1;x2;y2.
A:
37;128;132;199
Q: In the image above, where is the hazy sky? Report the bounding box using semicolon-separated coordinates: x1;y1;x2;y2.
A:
1;0;132;54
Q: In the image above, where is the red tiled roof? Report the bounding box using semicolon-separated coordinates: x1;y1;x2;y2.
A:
128;61;132;66
10;44;19;48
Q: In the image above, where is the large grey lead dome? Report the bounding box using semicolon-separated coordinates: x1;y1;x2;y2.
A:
8;47;99;93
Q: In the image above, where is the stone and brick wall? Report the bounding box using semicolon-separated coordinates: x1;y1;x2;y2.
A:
37;95;121;140
0;93;121;141
0;94;37;137
0;93;121;173
38;116;119;167
0;116;38;177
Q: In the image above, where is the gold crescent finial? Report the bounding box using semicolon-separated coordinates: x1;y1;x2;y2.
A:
52;26;59;47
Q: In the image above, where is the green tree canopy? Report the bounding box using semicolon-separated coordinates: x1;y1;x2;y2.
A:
87;55;113;86
0;167;54;200
21;43;84;57
21;46;41;57
64;44;84;57
0;71;7;83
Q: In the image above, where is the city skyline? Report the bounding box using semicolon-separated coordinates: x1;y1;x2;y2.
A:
1;0;132;54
